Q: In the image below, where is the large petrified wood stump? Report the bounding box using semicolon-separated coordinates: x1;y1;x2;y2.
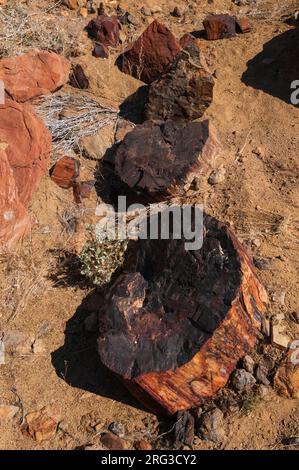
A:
115;120;221;200
97;214;268;414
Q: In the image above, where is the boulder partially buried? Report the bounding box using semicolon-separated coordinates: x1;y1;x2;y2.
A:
0;100;51;250
115;120;221;200
0;51;70;102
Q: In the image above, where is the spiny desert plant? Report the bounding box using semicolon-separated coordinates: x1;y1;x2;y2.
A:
79;226;128;287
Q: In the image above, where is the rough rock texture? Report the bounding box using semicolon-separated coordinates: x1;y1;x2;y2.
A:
0;100;51;250
0;51;70;102
146;43;214;122
203;14;236;40
50;156;80;189
117;20;182;84
115;120;221;200
98;214;268;414
69;64;89;89
86;14;120;47
274;349;299;399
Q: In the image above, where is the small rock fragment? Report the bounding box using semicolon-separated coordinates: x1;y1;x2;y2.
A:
208;166;226;185
86;14;120;47
231;369;256;392
255;363;270;386
271;314;290;350
21;406;60;442
69;64;89;89
0;405;19;421
100;432;125;450
135;439;152;450
93;42;109;58
274;349;299;399
108;421;126;438
73;180;95;204
199;408;225;444
253;256;272;270
203;14;236;40
236;17;252;33
50;156;80;189
173;411;195;447
243;355;255;374
172;7;184;17
140;7;151;17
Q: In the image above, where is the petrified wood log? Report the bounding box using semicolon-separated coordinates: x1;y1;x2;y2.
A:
115;120;221;200
146;43;214;122
97;214;268;414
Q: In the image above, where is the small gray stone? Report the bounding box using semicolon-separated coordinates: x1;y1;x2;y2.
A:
198;408;225;444
255;364;270;386
208;166;226;185
243;355;255;374
108;421;126;438
231;369;256;392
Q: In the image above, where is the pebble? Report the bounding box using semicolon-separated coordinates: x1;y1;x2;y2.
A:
290;311;299;324
230;369;256;392
172;7;184;17
271;314;290;349
134;439;152;450
0;404;19;421
208;166;226;185
141;6;152;16
100;432;126;450
243;355;255;374
108;421;126;438
255;364;270;386
253;256;272;270
272;290;286;306
198;408;225;444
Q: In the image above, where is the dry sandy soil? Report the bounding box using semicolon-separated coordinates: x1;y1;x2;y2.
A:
0;0;298;450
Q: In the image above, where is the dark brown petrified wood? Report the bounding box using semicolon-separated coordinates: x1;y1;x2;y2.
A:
115;120;221;200
97;214;268;414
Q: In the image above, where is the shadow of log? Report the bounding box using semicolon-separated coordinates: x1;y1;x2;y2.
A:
51;287;147;411
242;27;299;106
118;85;149;124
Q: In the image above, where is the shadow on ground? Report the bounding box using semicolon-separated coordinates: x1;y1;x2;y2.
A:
51;287;147;412
242;27;299;106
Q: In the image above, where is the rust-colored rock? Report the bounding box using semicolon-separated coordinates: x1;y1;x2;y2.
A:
117;20;182;84
21;406;60;442
100;432;126;450
274;348;299;399
73;180;95;203
135;440;152;450
236;17;252;34
0;51;70;102
93;42;110;58
86;14;120;47
98;215;268;414
203;14;236;40
69;64;89;89
115;120;221;200
146;43;214;122
50;156;80;189
0;100;51;250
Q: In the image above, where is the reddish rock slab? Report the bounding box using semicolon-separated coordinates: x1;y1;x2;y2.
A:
0;51;70;102
86;14;120;47
115;119;221;200
50;156;80;189
69;64;89;89
146;43;214;122
236;17;252;34
98;215;268;414
117;20;182;84
0;100;51;250
203;14;236;40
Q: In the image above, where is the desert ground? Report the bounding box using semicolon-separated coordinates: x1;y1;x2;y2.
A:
0;0;298;450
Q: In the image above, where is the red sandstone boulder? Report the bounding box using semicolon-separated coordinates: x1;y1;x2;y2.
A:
0;51;70;102
117;20;182;84
0;100;51;250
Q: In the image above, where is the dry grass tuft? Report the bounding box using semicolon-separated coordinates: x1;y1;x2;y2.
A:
0;0;85;58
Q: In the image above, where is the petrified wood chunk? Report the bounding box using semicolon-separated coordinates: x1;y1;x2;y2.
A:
115;120;221;200
97;214;268;414
236;17;252;34
146;43;214;122
203;14;236;40
117;20;182;84
86;14;120;47
69;64;89;89
50;156;80;189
